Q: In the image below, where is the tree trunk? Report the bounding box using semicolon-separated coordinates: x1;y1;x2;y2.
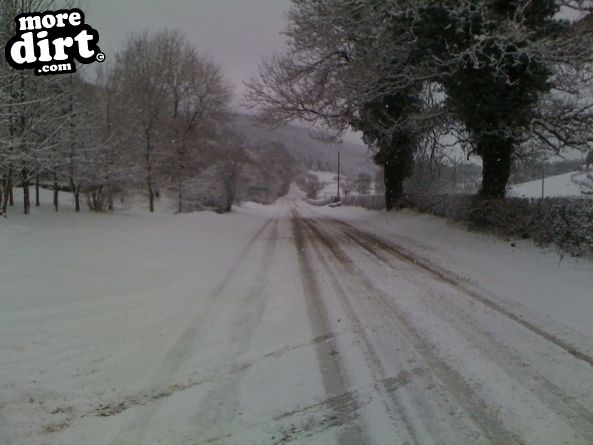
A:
225;193;234;213
224;171;236;213
373;133;415;211
23;175;31;215
145;132;155;213
74;189;81;212
53;174;59;212
89;186;104;212
1;177;5;215
2;174;12;215
383;160;405;211
9;185;14;207
0;179;4;217
71;179;81;212
147;175;155;213
479;139;513;200
383;164;402;211
35;175;40;207
177;175;183;214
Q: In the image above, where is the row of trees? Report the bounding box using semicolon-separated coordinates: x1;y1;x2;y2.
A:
246;0;593;209
1;0;236;216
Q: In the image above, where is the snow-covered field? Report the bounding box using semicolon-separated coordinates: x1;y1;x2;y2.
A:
310;170;340;199
511;170;593;198
310;170;375;199
2;187;593;444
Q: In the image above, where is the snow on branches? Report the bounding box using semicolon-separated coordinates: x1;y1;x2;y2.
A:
245;0;593;200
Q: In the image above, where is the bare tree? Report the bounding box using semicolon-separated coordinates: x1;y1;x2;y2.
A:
297;173;323;199
113;32;170;212
113;30;232;213
0;0;72;215
86;63;137;212
158;31;232;213
354;172;372;195
215;132;249;213
247;141;296;203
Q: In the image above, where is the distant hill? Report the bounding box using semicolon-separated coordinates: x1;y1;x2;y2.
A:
230;114;377;176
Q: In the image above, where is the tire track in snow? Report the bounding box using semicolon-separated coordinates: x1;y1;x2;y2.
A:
298;216;429;445
303;215;520;445
326;217;593;441
109;214;278;445
190;218;280;439
291;210;365;445
327;217;593;369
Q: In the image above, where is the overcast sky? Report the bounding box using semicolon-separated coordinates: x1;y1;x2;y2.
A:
85;0;291;108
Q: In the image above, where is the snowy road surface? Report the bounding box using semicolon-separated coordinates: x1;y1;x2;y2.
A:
2;192;593;444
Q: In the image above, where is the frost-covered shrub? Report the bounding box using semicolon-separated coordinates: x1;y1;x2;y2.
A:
406;192;593;257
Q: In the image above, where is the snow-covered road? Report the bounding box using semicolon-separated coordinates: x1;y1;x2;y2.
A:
2;192;593;444
291;203;593;445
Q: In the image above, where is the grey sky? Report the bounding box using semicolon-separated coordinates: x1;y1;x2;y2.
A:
85;0;291;107
84;0;364;144
84;2;583;147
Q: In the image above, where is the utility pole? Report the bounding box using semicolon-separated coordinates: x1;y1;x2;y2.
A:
337;151;341;199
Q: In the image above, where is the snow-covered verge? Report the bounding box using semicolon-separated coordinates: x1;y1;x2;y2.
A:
403;191;593;257
309;204;593;354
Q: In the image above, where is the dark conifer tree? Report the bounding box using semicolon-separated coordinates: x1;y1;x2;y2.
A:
414;0;563;198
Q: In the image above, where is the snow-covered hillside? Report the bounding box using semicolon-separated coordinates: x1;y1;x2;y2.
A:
230;114;376;176
511;171;593;198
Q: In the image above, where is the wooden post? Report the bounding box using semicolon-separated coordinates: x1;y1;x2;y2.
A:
541;166;545;200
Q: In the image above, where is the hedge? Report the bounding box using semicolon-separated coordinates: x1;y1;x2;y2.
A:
404;192;593;257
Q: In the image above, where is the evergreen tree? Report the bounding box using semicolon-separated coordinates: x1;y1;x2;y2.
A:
414;0;564;198
352;92;421;209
